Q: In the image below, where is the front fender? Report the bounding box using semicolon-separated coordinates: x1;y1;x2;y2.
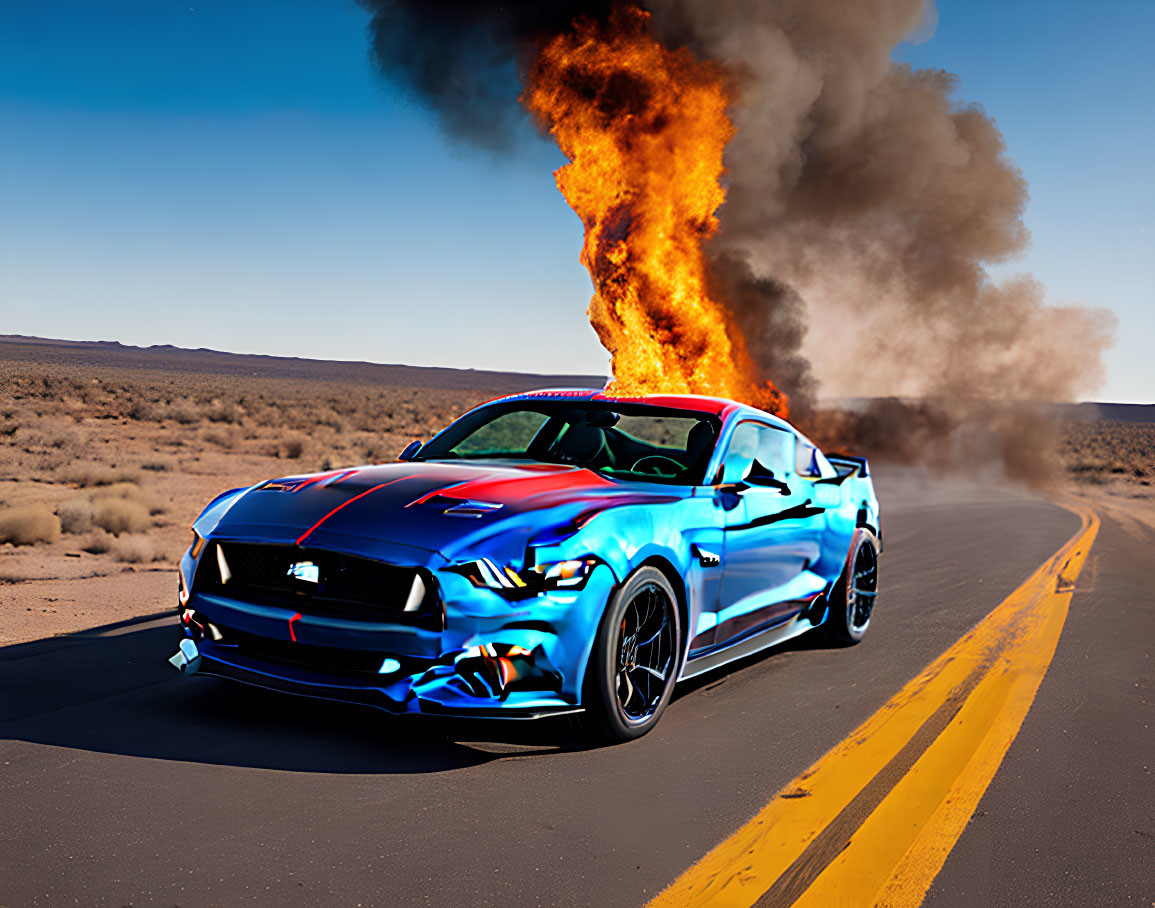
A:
530;498;721;671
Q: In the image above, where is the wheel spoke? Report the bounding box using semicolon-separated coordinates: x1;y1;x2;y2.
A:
618;669;635;709
614;582;675;721
632;663;667;682
637;611;668;647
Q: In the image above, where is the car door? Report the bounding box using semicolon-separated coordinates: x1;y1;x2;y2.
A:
713;421;826;647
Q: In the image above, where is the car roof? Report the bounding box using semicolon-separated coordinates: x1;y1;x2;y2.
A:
480;388;795;431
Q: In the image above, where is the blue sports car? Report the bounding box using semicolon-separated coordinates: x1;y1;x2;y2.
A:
170;390;881;742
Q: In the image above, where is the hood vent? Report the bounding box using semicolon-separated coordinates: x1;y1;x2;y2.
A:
442;499;504;519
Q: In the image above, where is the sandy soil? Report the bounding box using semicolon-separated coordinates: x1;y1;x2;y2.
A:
0;423;310;645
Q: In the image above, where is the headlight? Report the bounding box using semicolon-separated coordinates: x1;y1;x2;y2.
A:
450;556;598;594
532;559;596;588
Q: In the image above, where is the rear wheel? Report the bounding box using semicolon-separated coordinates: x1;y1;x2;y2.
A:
582;567;681;743
822;528;880;645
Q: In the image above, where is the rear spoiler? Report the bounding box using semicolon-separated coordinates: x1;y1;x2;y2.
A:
826;453;869;479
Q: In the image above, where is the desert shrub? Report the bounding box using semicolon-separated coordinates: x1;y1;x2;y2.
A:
91;497;151;536
313;408;346;433
204;426;240;449
127;399;156;421
33;451;71;474
111;535;167;563
82;531;114;554
57;497;95;534
91;482;146;502
281;436;306;459
0;505;61;546
166;400;202;425
17;419;80;452
140;458;171;472
59;463;140;487
205;399;244;424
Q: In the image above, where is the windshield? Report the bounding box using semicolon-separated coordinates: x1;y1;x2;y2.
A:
416;401;721;485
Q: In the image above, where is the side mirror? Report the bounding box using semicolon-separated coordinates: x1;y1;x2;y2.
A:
745;459;791;495
398;440;423;461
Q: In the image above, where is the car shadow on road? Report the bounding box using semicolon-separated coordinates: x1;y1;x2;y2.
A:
0;619;591;775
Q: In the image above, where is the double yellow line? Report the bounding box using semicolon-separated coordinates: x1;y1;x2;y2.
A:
652;503;1099;907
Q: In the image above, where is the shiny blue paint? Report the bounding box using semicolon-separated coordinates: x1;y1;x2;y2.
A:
175;390;880;719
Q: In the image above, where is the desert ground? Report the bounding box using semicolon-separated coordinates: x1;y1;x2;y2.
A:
2;336;1152;646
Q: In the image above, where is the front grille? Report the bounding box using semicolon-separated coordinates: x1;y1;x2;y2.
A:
196;542;438;624
211;623;429;678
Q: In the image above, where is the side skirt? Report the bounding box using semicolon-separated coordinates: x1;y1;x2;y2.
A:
679;618;813;682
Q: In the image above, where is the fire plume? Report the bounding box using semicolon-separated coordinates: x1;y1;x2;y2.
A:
524;7;787;416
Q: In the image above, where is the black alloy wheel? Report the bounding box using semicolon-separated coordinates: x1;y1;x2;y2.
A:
615;581;676;722
583;566;682;743
849;537;879;631
823;527;881;645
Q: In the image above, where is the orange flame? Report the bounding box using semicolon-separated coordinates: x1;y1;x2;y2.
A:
524;6;786;416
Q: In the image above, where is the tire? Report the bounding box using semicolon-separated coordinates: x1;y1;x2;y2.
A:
581;566;682;744
822;527;880;645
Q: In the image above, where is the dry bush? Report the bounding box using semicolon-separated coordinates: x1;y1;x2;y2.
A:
352;433;392;463
82;530;114;554
165;400;203;425
204;426;241;449
19;418;80;451
33;451;72;474
0;505;61;545
110;535;167;563
90;481;165;518
313;408;346;433
281;435;306;459
59;463;140;487
140;458;171;472
127;399;156;421
91;497;151;536
92;481;146;501
205;398;244;424
57;497;95;534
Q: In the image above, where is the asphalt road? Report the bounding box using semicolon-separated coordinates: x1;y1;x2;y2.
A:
1;468;1149;907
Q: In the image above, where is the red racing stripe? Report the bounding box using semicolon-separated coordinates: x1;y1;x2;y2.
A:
294;477;406;545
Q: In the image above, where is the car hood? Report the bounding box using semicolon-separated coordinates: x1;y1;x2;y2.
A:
208;460;684;565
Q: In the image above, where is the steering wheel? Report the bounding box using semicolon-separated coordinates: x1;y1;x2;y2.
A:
630;455;684;477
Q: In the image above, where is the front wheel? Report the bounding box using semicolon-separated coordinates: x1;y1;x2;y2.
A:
582;567;681;744
822;528;880;645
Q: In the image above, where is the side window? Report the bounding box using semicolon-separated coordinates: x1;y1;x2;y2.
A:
721;422;793;482
757;427;794;477
794;435;836;479
795;438;820;477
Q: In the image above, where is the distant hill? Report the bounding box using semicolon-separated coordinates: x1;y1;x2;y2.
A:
2;335;1149;421
0;335;606;394
1064;401;1155;423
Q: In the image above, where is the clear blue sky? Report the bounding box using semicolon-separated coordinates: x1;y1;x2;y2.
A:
1;1;1151;401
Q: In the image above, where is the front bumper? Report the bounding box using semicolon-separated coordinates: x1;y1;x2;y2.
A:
172;563;618;719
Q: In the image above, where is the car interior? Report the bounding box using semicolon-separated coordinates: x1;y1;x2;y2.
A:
418;403;722;484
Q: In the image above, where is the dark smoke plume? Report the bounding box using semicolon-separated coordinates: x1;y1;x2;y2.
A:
359;0;1115;480
359;1;616;150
